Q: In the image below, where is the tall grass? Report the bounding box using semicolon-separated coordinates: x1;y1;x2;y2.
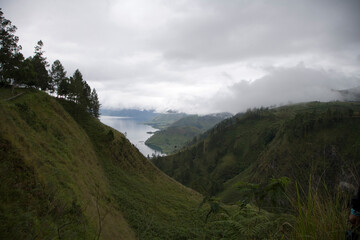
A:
291;179;350;239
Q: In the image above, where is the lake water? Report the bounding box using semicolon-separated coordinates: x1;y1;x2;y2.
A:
100;116;164;157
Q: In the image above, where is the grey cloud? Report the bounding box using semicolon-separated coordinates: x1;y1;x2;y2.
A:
157;0;360;65
2;0;360;113
212;65;360;114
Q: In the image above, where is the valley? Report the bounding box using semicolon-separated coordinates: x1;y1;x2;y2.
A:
1;88;359;239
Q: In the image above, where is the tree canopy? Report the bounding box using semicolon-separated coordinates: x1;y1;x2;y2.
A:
0;8;100;118
0;9;23;85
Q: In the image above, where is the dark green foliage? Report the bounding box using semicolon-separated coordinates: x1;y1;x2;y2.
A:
236;177;291;210
64;70;100;118
202;203;292;239
68;69;83;102
199;196;229;223
31;40;52;91
90;88;100;118
50;59;67;94
0;8;23;86
146;114;231;154
0;9;100;118
153;102;360;203
197;192;292;239
16;58;37;87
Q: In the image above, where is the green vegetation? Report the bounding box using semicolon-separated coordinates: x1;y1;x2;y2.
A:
0;9;100;118
146;112;188;129
146;113;231;154
0;88;299;239
0;89;202;239
0;89;107;239
153;102;360;203
58;95;205;239
290;180;350;239
1;8;357;239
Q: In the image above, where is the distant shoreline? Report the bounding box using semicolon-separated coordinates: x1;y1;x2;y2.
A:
100;115;132;119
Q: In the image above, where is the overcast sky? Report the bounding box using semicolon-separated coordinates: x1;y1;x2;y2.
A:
2;0;360;114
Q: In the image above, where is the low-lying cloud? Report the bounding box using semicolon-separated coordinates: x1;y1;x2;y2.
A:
211;65;360;114
2;0;360;114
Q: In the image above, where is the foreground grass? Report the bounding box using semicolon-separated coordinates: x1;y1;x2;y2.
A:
290;181;351;239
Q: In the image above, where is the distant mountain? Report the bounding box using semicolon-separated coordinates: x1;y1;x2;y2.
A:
152;102;360;203
145;112;189;129
336;86;360;101
100;108;158;122
145;113;232;154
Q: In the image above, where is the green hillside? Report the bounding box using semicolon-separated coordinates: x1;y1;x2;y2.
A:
152;102;360;203
145;112;188;129
1;89;355;239
146;114;231;154
0;89;205;239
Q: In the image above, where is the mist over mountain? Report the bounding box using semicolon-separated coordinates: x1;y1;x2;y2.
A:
209;65;360;114
101;66;360;115
336;86;360;102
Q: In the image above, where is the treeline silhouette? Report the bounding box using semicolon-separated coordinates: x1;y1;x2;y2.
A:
0;9;100;118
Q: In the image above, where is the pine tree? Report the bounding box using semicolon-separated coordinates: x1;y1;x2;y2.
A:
90;88;100;118
57;77;70;98
69;69;84;103
17;58;37;87
50;60;67;95
80;80;91;111
32;40;51;91
0;8;23;86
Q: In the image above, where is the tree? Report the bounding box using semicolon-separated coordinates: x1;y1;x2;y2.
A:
0;8;23;86
16;57;37;87
67;69;100;118
50;60;67;95
32;40;51;91
79;80;91;110
90;88;100;118
57;77;70;98
69;69;84;102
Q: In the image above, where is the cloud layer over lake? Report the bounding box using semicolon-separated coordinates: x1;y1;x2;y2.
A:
2;0;360;113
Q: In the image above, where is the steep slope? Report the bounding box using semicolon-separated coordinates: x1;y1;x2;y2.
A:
0;89;203;239
152;102;360;203
145;113;232;154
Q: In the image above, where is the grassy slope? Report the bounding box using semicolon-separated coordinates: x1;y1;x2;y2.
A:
146;115;230;154
0;89;204;239
153;102;360;203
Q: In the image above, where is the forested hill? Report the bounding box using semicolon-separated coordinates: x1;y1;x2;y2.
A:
0;89;204;239
145;113;232;154
152;101;360;202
